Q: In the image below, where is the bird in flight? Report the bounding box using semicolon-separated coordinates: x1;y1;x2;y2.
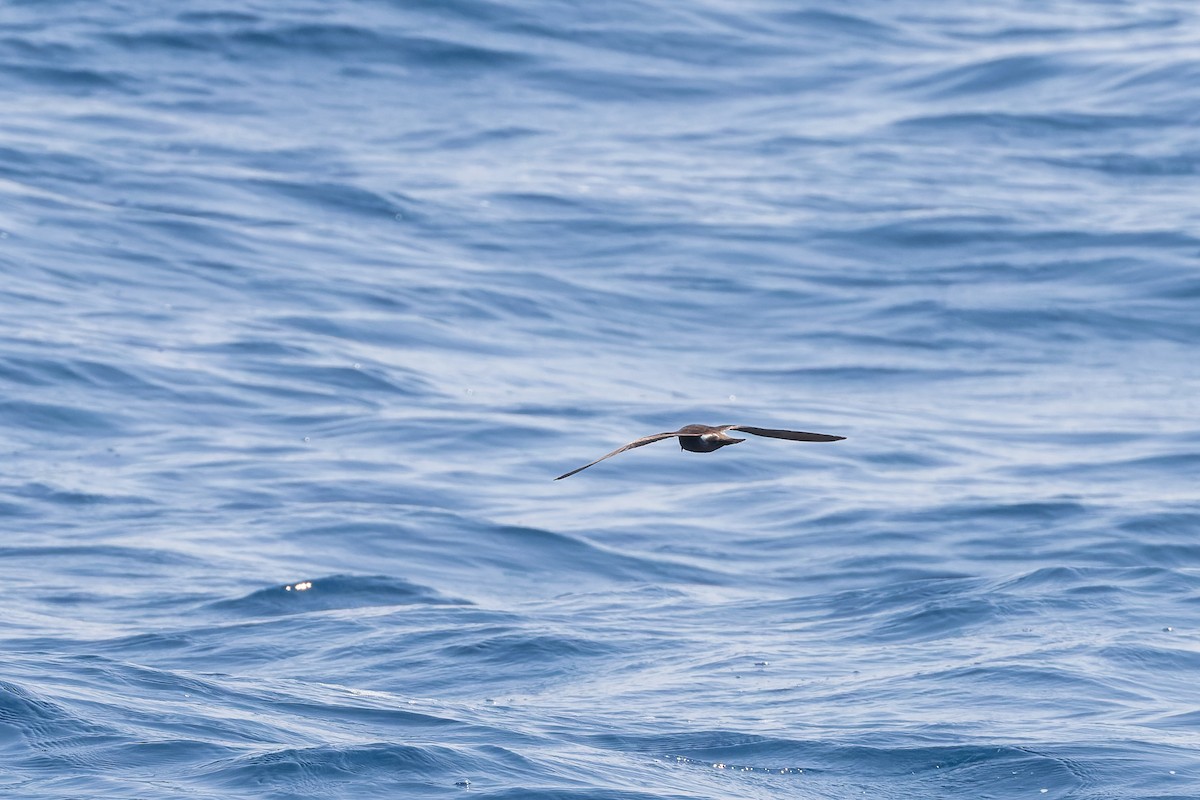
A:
554;423;844;480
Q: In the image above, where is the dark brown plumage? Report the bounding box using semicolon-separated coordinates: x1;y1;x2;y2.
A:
554;423;844;480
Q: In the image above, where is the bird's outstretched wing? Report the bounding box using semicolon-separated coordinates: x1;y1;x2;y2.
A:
727;425;845;442
554;431;686;480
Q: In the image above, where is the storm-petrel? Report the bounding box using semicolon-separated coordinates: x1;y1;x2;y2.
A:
554;423;844;480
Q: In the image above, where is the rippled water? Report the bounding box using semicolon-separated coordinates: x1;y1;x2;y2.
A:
2;2;1199;798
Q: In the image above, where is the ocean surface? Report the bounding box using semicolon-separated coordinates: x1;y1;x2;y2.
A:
2;1;1199;798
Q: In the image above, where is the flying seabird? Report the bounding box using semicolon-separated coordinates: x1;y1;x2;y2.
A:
554;423;845;480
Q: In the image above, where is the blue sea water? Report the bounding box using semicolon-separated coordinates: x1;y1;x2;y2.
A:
2;1;1199;797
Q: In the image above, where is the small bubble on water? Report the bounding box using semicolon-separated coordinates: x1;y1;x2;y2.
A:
353;363;361;369
728;394;736;401
394;212;404;221
303;436;310;443
1163;626;1174;632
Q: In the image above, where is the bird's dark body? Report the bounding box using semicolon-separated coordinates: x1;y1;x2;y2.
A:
676;426;744;453
677;435;713;452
